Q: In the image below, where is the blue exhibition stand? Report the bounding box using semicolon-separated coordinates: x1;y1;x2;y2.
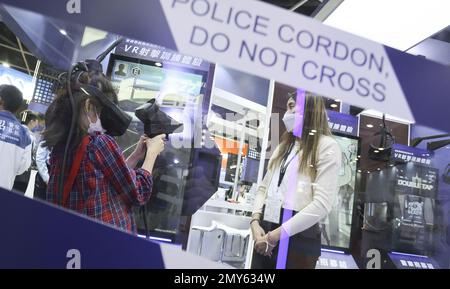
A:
0;188;165;269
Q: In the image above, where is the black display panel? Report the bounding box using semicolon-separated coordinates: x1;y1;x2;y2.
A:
106;54;219;240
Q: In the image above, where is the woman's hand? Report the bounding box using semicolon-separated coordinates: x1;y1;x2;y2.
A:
251;221;265;241
146;134;166;156
126;135;149;169
130;135;148;160
252;221;267;255
140;134;166;174
255;233;278;257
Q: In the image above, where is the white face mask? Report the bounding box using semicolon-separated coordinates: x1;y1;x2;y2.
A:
283;112;295;132
282;112;296;133
87;113;105;135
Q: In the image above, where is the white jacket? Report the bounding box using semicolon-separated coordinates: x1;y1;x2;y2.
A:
252;135;341;237
0;111;32;190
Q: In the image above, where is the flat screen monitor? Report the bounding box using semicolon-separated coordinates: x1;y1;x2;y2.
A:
242;157;260;184
106;54;211;238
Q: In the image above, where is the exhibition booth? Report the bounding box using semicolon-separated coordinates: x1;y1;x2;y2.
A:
0;0;449;269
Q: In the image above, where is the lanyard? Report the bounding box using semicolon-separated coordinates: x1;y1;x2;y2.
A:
278;142;298;187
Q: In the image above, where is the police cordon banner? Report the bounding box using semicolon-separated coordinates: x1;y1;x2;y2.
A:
1;0;449;132
0;188;230;269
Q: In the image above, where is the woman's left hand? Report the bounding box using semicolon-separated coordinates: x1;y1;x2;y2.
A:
255;233;278;257
131;135;148;160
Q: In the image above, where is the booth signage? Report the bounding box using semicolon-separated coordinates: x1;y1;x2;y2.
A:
116;39;210;71
391;144;433;165
315;251;359;269
388;253;439;269
1;0;449;132
327;110;358;136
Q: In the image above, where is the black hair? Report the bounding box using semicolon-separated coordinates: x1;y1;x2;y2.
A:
42;71;117;150
37;113;45;121
0;84;24;113
20;110;39;125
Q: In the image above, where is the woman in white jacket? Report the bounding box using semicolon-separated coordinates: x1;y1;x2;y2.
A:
250;92;341;269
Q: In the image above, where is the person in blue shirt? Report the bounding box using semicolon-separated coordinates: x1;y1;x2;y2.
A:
0;85;32;191
12;110;39;194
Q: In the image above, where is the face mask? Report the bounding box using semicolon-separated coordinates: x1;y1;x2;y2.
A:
282;112;296;132
87;113;105;135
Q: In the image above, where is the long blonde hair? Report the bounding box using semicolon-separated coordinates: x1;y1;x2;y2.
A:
268;92;331;179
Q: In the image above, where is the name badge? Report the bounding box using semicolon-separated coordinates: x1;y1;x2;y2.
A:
263;195;282;224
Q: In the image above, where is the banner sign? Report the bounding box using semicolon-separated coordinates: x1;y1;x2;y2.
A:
0;188;228;269
315;250;359;269
391;144;433;166
0;66;34;101
388;252;439;269
327;110;358;136
1;0;450;132
115;39;210;71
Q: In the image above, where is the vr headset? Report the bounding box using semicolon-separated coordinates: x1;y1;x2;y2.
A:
135;98;183;138
79;83;132;136
369;114;395;162
58;39;132;137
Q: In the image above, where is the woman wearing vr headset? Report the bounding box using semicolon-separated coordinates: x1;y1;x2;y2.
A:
43;70;165;233
250;92;341;269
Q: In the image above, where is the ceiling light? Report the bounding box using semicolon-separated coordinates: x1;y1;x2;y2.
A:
59;29;68;36
309;132;315;136
173;159;180;164
377;168;381;171
2;62;10;68
378;148;384;151
366;124;374;128
330;104;338;108
334;99;341;102
357;169;362;173
324;0;450;51
155;62;162;67
374;150;379;153
311;129;317;133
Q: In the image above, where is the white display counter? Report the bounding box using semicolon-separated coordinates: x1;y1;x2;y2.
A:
187;195;255;269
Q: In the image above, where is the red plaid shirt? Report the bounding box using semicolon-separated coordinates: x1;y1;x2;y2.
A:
47;133;153;233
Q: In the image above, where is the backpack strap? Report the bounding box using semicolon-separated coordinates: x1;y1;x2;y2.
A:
62;135;90;207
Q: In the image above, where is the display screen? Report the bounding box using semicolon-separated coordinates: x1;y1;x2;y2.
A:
242;157;260;184
110;59;204;106
321;134;359;250
392;164;438;255
107;54;210;237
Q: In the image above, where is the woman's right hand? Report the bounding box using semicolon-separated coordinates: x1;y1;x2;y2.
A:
251;221;265;242
146;134;166;156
